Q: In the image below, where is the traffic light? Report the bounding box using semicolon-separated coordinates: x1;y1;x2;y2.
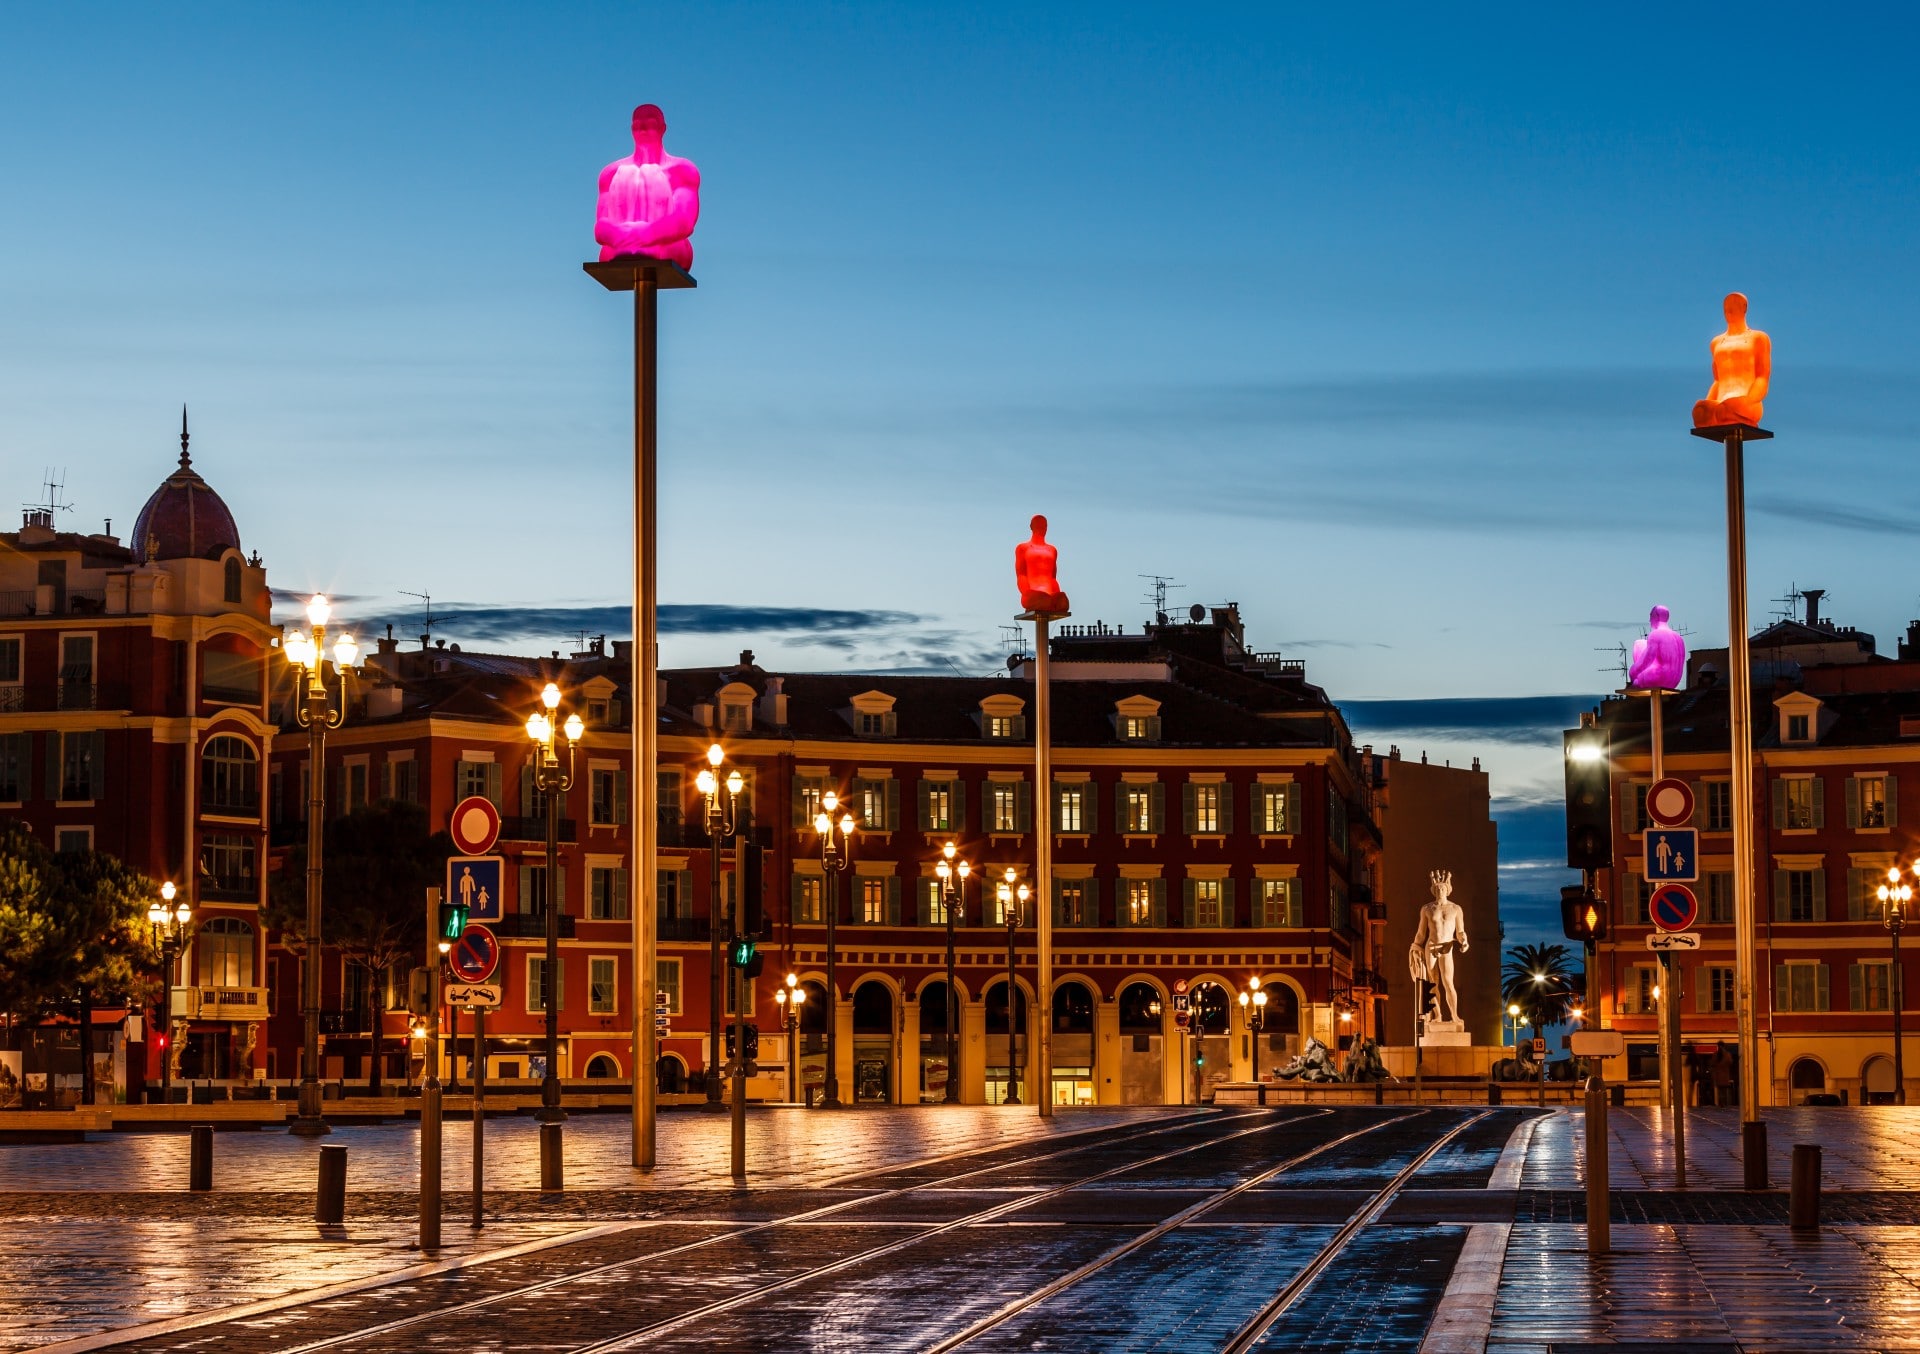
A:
438;899;469;944
408;965;435;1016
1561;885;1609;943
1564;724;1613;870
728;935;757;968
733;839;765;936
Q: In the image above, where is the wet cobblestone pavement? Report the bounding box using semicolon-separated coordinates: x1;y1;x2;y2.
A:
14;1103;1920;1351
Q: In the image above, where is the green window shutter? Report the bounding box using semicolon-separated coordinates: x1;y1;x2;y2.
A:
43;732;57;801
678;869;694;919
1772;869;1789;922
1253;881;1271;928
1182;782;1196;833
1115;784;1128;834
953;780;967;834
1221;877;1236;927
87;731;105;798
1846;777;1860;829
1690;782;1706;829
614;868;629;919
887;877;901;926
1287;783;1302;833
1812;869;1826;921
1851;963;1864;1012
519;763;535;816
1150;782;1165;833
1052;877;1068;928
518;863;534;914
556;866;567;913
1771;778;1787;829
1016;780;1032;833
1696;972;1710;1013
791;873;806;921
1774;964;1790;1011
917;778;932;830
1083;781;1097;835
1182;877;1196;927
1811;777;1826;828
485;763;503;810
1220;784;1234;835
614;770;629;824
885;778;900;831
791;774;807;828
1621;785;1638;835
1891;776;1902;828
1816;963;1830;1011
1086;877;1102;927
1848;868;1864;921
1151;878;1167;928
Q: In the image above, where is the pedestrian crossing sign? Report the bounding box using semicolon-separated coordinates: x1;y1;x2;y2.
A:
1644;828;1698;884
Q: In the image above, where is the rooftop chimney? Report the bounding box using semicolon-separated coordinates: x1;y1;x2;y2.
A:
739;649;755;667
1803;589;1826;627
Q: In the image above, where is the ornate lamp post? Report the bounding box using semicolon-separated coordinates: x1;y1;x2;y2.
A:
810;791;856;1108
996;867;1031;1106
146;881;190;1103
1878;865;1913;1105
934;842;971;1105
695;743;743;1107
284;594;359;1137
773;972;805;1103
1239;978;1269;1105
525;682;583;1122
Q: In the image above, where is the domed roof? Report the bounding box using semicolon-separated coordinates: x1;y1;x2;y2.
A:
130;410;241;562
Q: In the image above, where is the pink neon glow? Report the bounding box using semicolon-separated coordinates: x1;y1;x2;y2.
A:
1015;515;1069;615
1629;605;1687;691
595;104;702;268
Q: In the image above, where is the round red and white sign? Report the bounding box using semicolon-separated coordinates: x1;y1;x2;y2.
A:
1647;778;1695;828
450;795;501;856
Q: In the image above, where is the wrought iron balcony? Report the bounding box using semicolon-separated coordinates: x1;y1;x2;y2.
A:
499;816;579;843
658;914;710;942
492;912;577;938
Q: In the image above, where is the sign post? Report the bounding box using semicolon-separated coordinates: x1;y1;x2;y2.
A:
471;1003;486;1231
420;887;443;1251
444;921;500;1232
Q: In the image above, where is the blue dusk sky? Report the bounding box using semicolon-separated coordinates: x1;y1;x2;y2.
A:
5;4;1919;943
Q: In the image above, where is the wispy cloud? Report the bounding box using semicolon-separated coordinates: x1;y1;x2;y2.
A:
1752;496;1920;537
1342;695;1601;746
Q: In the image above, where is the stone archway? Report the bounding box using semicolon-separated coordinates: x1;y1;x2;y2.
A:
1117;980;1166;1105
1049;981;1097;1106
851;981;894;1104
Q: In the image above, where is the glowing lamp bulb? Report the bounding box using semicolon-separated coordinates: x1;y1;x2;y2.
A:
563;713;584;743
696;768;718;796
936;861;951;880
775;989;787;1006
821;791;838;813
793;987;806;1005
813;811;831;835
726;770;743;797
706;743;724;767
1254;989;1267;1007
176;902;191;924
148;902;165;924
1652;985;1662;1000
284;630;313;668
785;972;798;990
526;713;549;742
333;634;359;670
839;813;855;836
1249;975;1262;991
1340;1011;1353;1023
1239;991;1250;1007
957;861;970;878
543;683;562;711
943;841;957;860
305;594;331;627
1507;1004;1521;1017
160;881;176;902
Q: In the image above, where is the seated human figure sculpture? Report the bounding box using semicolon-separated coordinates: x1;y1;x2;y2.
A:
1629;604;1687;691
1692;292;1771;428
595;104;702;269
1014;515;1069;615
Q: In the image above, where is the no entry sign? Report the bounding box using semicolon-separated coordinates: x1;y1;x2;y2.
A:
450;796;501;856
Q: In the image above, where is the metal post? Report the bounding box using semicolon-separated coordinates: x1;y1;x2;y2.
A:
471;1005;485;1229
292;685;330;1136
158;940;174;1105
541;760;564;1123
1669;953;1687;1188
730;849;747;1180
630;277;661;1170
316;1143;347;1225
1789;1143;1821;1229
786;1009;797;1103
1893;914;1906;1105
189;1123;213;1191
421;886;442;1250
1584;1074;1609;1256
1033;614;1054;1117
539;1120;563;1193
1651;687;1673;1118
445;1003;459;1095
1718;429;1763;1126
707;828;724;1107
823;864;841;1108
943;876;959;1105
1253;1012;1264;1106
1005;907;1021;1105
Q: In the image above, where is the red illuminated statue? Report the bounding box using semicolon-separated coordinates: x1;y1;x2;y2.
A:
595;104;702;269
1692;292;1771;428
1015;515;1069;616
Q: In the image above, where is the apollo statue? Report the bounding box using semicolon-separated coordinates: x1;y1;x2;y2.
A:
1409;869;1469;1027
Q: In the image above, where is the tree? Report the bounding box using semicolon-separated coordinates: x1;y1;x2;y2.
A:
267;800;452;1091
0;819;161;1023
1501;942;1578;1053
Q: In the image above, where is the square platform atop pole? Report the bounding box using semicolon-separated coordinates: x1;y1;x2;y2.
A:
583;256;698;292
1690;423;1773;444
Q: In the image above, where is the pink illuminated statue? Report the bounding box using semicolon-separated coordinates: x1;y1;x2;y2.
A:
1015;516;1069;616
1629;605;1687;691
595;104;702;269
1691;292;1771;428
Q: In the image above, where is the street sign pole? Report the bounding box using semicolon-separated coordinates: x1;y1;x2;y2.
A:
420;887;442;1251
471;1004;485;1230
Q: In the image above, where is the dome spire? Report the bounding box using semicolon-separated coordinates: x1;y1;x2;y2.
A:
179;404;191;469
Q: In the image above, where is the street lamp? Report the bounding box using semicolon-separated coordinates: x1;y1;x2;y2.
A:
996;867;1031;1106
810;791;857;1108
934;842;971;1105
526;682;584;1123
1878;864;1914;1105
1239;977;1270;1106
695;743;743;1108
773;973;805;1102
284;593;359;1137
146;881;190;1103
1505;1002;1524;1048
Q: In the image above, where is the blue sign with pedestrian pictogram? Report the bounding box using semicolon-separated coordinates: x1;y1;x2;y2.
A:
1644;827;1698;883
448;924;501;984
1649;883;1699;933
447;855;503;922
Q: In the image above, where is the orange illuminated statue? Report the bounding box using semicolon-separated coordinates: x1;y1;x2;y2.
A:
1692;292;1771;428
1015;515;1069;616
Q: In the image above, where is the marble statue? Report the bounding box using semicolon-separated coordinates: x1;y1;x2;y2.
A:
595;104;702;269
1692;292;1771;428
1409;869;1469;1028
1015;515;1070;615
1629;604;1687;691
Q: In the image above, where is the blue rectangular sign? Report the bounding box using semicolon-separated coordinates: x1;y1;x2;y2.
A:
447;855;504;921
1644;828;1698;884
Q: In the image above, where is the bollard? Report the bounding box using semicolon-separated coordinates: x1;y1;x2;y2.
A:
1584;1075;1609;1256
1374;1081;1384;1106
419;1082;442;1250
188;1124;213;1192
1743;1119;1770;1192
1790;1143;1822;1230
539;1121;563;1193
316;1143;347;1224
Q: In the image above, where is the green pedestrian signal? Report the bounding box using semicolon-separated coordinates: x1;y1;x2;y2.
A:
439;900;469;941
728;936;757;968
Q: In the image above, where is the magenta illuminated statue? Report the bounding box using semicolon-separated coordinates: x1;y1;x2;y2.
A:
1629;605;1687;691
1015;516;1069;616
595;104;702;269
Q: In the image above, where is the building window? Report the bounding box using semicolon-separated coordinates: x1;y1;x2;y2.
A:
793;875;822;923
344;760;370;814
1627;782;1651;834
201;650;258;705
725;966;755;1017
1118;714;1160;742
794;775;828;828
1707;871;1733;924
858;877;888;924
991;782;1020;833
1057;880;1088;927
1259;878;1301;928
1705;781;1731;832
1776;961;1828;1012
1787;713;1811;742
1056;783;1084;833
1850;774;1894;830
1257;784;1297;834
197;917;255;987
383;754;419;805
457;759;501;808
984;714;1023;739
656;958;682;1014
853;777;896;831
0;636;20;689
1122;878;1160;927
1193;878;1222;927
199;833;257;899
1778;868;1822;922
1326;787;1349;855
923;781;954;832
520;862;566;917
200;736;259;815
856;710;895;737
527;956;564;1012
589;866;630;920
223;557;242;603
59;731;103;801
56;827;92;854
591;768;628;826
1706;965;1736;1013
589;957;618;1014
1624;964;1657;1015
1122;785;1159;834
1853;961;1893;1012
1190;783;1221;834
721;701;751;734
0;733;25;803
1780;778;1819;831
58;635;94;709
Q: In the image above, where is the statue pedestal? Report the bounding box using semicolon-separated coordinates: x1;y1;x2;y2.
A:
1419;1020;1470;1048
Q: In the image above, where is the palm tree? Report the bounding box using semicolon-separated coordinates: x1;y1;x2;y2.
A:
1501;942;1578;1054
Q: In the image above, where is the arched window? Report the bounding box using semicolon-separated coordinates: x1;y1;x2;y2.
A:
853;981;893;1035
197;917;255;987
1789;1058;1826;1094
1052;981;1095;1034
1118;982;1163;1033
223;557;242;604
1191;982;1232;1035
585;1054;620;1079
200;735;259;814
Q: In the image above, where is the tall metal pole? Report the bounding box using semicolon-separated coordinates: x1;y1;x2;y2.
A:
1652;691;1671;1115
1894;910;1907;1105
420;886;442;1249
471;1004;486;1228
158;940;174;1104
943;875;959;1104
291;678;330;1137
540;754;564;1122
1005;901;1021;1106
1651;688;1685;1184
1033;615;1055;1117
729;854;748;1178
631;277;661;1169
824;863;841;1108
707;823;724;1107
1722;431;1763;1126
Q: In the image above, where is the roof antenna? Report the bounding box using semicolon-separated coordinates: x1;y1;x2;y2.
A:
179;404;191;469
22;469;71;524
1138;574;1184;625
400;590;438;649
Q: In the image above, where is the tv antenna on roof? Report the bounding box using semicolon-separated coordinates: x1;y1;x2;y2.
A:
1138;574;1184;625
399;590;439;645
21;469;71;522
999;624;1029;662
